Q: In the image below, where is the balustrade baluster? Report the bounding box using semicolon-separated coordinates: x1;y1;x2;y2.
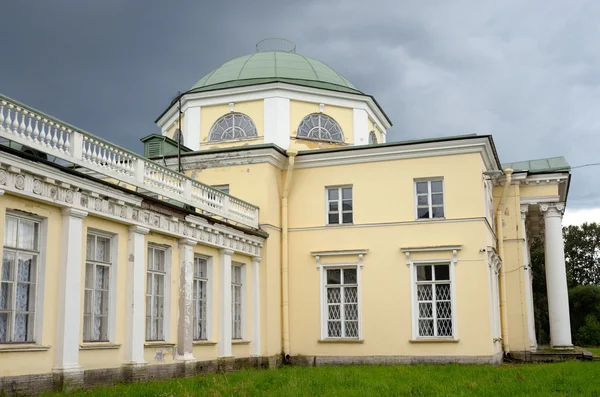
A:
0;102;5;132
40;119;47;144
64;129;71;153
51;124;58;149
25;111;33;140
33;117;40;142
17;108;25;137
58;127;65;151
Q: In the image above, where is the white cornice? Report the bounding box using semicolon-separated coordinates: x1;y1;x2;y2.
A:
311;249;368;257
400;245;462;252
165;147;288;171
157;83;392;132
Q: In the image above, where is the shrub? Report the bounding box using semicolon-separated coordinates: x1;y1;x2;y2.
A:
569;285;600;338
575;315;600;346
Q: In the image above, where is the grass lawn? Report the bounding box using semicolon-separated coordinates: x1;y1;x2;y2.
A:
42;362;600;397
586;347;600;356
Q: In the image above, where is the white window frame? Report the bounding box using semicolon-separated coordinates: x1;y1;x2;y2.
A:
83;230;118;343
1;211;46;344
192;255;213;341
325;186;353;225
408;258;457;340
145;244;172;342
211;184;230;195
231;262;246;340
414;178;445;220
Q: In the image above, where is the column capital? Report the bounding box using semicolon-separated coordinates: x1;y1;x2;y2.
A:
251;256;262;263
61;207;88;219
540;202;565;218
220;248;234;256
520;204;529;219
179;238;197;247
129;225;149;235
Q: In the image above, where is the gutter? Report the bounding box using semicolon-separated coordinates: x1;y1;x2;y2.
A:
496;168;513;354
281;148;297;361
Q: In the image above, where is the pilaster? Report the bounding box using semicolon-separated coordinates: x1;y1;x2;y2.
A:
219;248;234;357
520;204;537;351
177;238;197;361
251;256;262;357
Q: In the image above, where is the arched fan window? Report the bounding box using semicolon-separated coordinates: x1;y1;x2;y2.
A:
209;113;258;142
297;113;344;143
369;131;378;145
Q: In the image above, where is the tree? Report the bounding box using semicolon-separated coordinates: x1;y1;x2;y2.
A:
563;222;600;287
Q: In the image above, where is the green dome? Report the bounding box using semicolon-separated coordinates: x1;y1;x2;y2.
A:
190;51;362;95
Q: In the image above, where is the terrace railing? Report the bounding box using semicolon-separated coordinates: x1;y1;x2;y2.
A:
0;94;259;229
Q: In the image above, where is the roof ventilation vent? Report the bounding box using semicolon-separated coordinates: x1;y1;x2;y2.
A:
256;38;296;53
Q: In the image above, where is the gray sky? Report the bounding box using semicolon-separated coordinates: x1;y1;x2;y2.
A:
1;0;598;212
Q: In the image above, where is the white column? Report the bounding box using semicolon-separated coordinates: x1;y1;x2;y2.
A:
520;204;537;351
177;238;197;360
54;208;87;374
183;106;201;151
264;97;290;150
250;256;261;357
540;202;573;349
352;108;369;146
124;226;149;365
218;248;234;357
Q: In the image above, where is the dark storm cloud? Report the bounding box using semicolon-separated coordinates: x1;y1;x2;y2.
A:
1;0;598;210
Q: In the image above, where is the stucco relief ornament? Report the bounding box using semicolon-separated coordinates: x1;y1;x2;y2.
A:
80;195;88;207
50;186;58;199
132;210;138;221
539;203;565;218
32;179;43;195
0;170;7;185
14;175;25;190
94;198;102;211
120;206;128;218
65;190;74;204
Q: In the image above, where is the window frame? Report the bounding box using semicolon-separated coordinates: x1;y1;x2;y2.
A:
145;244;171;342
231;262;246;340
82;230;117;343
192;255;212;341
409;259;457;340
211;184;230;195
297;113;344;143
1;211;45;344
414;178;445;220
208;113;258;142
325;186;353;226
321;265;361;339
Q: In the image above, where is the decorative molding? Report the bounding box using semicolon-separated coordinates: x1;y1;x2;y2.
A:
0;153;264;257
520;204;529;219
487;250;502;273
520;195;560;205
312;249;367;269
400;245;462;253
539;202;565;218
164;147;288;171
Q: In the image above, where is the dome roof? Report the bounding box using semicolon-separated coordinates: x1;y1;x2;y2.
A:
190;51;362;95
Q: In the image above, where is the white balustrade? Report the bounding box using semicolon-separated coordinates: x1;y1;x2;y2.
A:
0;95;259;229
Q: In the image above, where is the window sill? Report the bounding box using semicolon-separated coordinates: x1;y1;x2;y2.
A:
144;341;176;348
409;338;459;343
0;344;51;352
80;342;121;350
193;340;217;346
415;217;446;222
318;338;364;344
231;340;251;345
325;223;354;228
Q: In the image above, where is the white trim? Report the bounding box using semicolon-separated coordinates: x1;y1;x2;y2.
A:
250;256;261;357
352;108;369;146
401;246;462;253
177;238;196;361
183;106;201;151
520;195;560;205
264;97;290;150
414;178;445;220
231;261;246;341
312;249;368;257
218;249;233;357
325;185;353;225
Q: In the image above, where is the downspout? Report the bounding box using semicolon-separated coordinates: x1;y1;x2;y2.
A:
281;148;297;361
496;168;513;354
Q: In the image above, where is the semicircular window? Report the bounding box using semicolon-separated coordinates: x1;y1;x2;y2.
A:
208;113;258;142
297;113;344;143
369;130;378;145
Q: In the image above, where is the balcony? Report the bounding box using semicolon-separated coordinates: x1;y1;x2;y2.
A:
0;94;259;229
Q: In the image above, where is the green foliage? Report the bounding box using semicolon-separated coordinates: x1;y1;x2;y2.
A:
569;285;600;332
41;363;600;397
563;222;600;287
575;315;600;346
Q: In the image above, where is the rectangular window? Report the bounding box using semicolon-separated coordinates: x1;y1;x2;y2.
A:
327;186;353;225
416;180;444;219
415;264;453;338
1;214;40;343
212;184;230;195
146;246;166;341
83;233;112;342
231;264;243;339
193;256;208;340
325;267;359;338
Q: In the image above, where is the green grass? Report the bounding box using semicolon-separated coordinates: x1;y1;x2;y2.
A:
586;347;600;356
43;362;600;397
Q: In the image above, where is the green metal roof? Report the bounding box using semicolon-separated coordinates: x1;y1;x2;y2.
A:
502;156;570;173
190;51;362;95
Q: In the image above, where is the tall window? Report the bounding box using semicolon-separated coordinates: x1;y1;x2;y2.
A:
1;213;40;343
212;184;230;195
83;233;112;342
231;264;243;340
368;131;378;145
208;113;258;142
327;186;353;225
416;180;444;219
146;246;166;341
325;267;359;338
193;256;208;340
297;113;344;142
415;264;453;338
484;179;494;227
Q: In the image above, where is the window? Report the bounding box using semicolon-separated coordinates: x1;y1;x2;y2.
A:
415;264;453;338
193;256;208;340
208;113;258;142
1;214;40;343
146;246;166;341
484;179;494;227
368;130;378;145
327;186;353;225
297;113;344;143
212;184;230;195
83;233;112;342
325;267;359;338
416;180;444;219
231;263;243;340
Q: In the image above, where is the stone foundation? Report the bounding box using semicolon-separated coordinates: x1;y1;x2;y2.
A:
289;352;503;366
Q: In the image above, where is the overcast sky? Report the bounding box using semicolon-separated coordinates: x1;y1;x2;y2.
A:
1;1;599;218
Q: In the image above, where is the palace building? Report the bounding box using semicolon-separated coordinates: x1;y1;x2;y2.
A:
0;39;573;393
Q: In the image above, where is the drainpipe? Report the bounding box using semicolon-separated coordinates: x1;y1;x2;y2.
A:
496;168;513;354
281;148;297;361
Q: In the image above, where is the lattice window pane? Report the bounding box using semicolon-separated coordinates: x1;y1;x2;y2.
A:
415;263;454;338
297;113;344;143
209;113;258;142
328;305;340;320
419;319;434;336
327;288;341;304
435;284;451;301
417;284;432;301
437;319;453;337
345;321;359;337
328;320;341;337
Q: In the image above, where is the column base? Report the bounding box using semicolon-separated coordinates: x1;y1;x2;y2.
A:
176;355;197;377
122;362;148;382
551;344;574;350
52;365;84;391
217;356;236;372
